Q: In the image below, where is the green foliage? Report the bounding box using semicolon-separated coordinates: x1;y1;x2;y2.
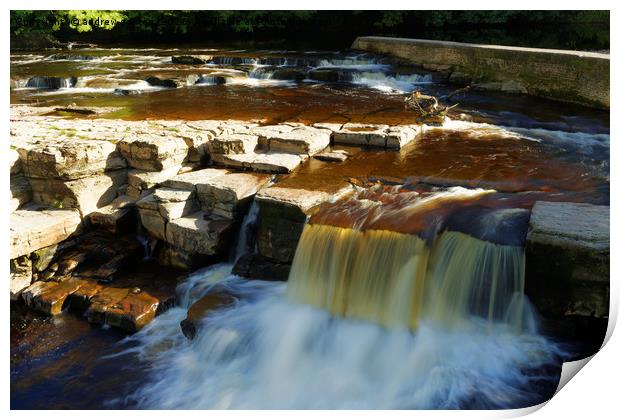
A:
10;10;610;50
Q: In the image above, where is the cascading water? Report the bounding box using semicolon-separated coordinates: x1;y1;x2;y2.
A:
118;187;565;409
287;225;529;332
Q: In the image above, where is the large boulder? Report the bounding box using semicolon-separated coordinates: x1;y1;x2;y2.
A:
526;201;609;318
196;172;272;219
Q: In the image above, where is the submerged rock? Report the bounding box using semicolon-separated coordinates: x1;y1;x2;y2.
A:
181;291;236;339
145;76;178;88
171;55;210;65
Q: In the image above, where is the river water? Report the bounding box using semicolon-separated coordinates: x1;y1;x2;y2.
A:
10;44;609;409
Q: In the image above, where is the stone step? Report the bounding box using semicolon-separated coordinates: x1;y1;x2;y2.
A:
89;195;136;233
161;168;229;191
212;151;304;173
10;205;82;260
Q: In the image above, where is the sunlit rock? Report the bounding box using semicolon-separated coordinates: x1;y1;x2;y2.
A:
10;256;32;300
16;138;126;180
29;170;127;217
196;172;271;219
10;205;82;260
118;134;188;171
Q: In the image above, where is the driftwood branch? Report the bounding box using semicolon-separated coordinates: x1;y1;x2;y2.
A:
404;91;460;124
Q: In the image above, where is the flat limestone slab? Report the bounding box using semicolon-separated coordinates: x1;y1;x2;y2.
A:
256;126;332;155
333;123;389;147
332;123;421;149
208;133;258;154
525;201;610;319
161;168;229;191
528;201;609;251
212;152;304;173
11;205;82;259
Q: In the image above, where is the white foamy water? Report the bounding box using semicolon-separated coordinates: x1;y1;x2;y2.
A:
351;72;433;93
115;263;565;409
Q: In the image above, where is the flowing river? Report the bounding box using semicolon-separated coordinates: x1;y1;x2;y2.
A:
10;44;609;409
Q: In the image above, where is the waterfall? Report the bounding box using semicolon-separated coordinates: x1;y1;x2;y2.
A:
232;200;260;263
249;67;275;80
288;224;531;332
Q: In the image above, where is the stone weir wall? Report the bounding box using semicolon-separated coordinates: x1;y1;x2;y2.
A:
351;36;610;109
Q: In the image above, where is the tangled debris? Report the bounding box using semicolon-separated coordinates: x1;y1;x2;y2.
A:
405;89;465;124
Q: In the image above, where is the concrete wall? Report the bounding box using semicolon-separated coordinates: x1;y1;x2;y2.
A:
352;36;609;109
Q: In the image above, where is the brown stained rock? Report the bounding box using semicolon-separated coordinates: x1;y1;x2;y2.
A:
68;279;104;313
55;252;89;276
86;287;131;324
181;292;236;339
105;291;161;332
34;278;86;315
21;281;59;308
